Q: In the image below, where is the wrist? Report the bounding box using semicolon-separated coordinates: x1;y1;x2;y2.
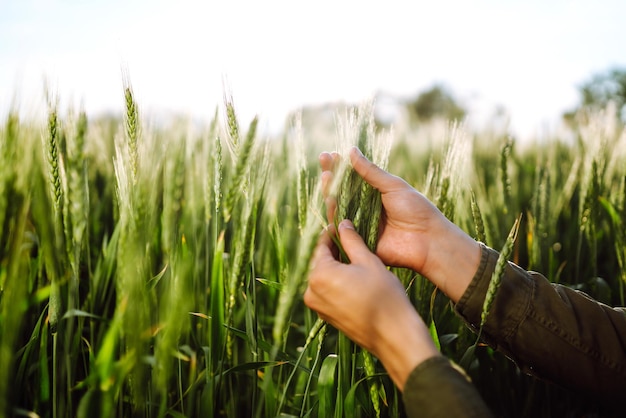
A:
373;306;441;390
422;219;482;303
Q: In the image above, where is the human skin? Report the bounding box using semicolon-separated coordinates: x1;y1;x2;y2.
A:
304;147;482;389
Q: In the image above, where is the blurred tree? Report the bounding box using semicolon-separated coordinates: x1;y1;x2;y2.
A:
563;68;626;125
406;84;466;124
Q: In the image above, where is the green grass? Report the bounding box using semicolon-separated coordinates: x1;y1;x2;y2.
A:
0;84;624;417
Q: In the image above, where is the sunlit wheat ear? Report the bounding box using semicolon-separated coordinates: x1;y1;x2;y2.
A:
605;122;626;185
438;122;472;220
333;103;378;225
65;111;89;250
122;76;139;184
423;159;439;201
436;176;451;220
223;86;240;146
203;108;220;223
480;214;522;328
554;154;582;220
576;105;625;279
223;113;257;222
577;106;613;225
293;111;309;235
213;133;224;218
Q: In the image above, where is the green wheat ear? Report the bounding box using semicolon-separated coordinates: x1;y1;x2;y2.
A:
499;138;513;214
480;214;522;328
470;190;486;244
44;100;64;333
46;105;63;215
122;74;139;183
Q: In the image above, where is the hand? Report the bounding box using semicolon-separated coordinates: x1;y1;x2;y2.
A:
304;220;440;389
320;147;481;302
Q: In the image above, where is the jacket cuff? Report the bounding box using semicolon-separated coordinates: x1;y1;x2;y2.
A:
454;243;533;345
403;356;492;417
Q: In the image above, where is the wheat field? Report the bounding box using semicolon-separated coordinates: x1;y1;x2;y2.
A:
0;83;624;417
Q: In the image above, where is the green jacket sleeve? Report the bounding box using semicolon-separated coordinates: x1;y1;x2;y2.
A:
455;243;626;410
402;356;494;418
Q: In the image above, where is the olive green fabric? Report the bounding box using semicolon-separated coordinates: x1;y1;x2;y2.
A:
402;243;626;416
402;356;493;417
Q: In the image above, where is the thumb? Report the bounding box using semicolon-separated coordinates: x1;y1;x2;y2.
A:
338;220;373;264
350;147;407;192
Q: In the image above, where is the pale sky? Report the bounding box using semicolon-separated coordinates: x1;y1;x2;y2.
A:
2;0;625;140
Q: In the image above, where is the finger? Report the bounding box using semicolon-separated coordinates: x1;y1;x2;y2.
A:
310;225;338;265
303;286;328;320
349;147;407;192
316;225;334;252
321;170;338;220
321;170;334;197
303;285;326;313
309;240;332;273
320;151;341;171
319;152;334;172
325;196;337;223
337;220;376;264
306;228;339;308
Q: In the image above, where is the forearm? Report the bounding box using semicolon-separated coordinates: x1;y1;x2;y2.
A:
374;304;441;390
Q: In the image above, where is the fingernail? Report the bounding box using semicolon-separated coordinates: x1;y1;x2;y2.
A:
352;147;364;157
339;219;354;230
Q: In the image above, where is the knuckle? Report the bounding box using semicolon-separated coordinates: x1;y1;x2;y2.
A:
303;288;314;307
307;271;323;290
